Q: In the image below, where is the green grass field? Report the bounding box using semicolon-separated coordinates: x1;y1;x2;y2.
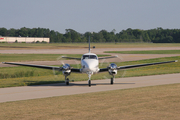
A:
0;83;180;120
1;42;180;49
105;50;180;54
0;56;179;88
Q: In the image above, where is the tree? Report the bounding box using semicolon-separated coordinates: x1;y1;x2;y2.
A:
36;27;44;37
8;28;16;37
1;27;180;43
18;27;28;37
164;36;173;43
0;28;7;36
142;32;150;42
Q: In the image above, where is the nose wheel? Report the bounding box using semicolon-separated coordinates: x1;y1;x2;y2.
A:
88;72;92;87
110;76;115;85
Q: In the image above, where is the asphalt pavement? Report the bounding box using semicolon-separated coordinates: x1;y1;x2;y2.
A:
0;73;180;103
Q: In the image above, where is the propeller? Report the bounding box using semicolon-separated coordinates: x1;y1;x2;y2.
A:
53;55;80;82
115;55;127;78
52;55;65;77
100;54;126;80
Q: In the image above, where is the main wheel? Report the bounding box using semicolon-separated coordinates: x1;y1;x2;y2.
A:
66;78;69;85
111;78;114;84
88;80;91;87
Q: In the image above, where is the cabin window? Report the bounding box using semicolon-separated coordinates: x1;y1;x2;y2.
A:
83;55;89;59
89;55;97;59
83;55;97;59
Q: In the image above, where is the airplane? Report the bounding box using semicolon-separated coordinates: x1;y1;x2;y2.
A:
2;38;178;87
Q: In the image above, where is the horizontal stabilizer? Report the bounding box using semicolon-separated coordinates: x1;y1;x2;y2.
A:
98;55;118;60
62;56;81;60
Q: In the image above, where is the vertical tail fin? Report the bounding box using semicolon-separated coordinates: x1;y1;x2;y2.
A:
89;36;91;53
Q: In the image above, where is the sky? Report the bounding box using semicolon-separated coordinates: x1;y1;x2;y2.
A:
1;0;180;34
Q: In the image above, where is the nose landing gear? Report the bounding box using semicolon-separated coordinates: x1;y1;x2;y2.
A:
110;75;115;85
87;72;93;87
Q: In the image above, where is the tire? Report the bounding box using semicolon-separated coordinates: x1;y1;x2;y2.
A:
111;78;114;84
88;80;91;87
66;78;69;85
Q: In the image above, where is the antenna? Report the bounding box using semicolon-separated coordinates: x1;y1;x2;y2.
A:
89;36;91;53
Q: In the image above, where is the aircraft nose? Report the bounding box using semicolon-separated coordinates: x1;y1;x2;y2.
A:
88;65;94;71
85;61;97;71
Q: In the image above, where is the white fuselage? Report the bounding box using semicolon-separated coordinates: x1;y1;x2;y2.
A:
80;53;99;75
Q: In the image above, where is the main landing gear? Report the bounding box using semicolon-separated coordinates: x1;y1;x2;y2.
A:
65;76;69;85
65;74;114;87
88;80;91;87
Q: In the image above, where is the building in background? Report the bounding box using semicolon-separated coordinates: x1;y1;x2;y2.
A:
0;36;50;43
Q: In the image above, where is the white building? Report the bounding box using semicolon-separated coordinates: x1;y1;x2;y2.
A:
0;37;50;43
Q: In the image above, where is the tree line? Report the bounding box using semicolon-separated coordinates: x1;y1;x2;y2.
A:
0;27;180;43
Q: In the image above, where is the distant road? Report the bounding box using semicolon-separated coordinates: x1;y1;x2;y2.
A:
1;47;180;54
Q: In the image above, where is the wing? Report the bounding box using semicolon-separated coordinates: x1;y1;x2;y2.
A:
2;62;82;73
98;55;118;60
99;60;177;72
71;68;81;73
62;56;81;60
118;60;177;70
99;68;109;72
2;62;62;71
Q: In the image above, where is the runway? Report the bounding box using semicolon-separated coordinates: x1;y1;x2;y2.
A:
0;73;180;103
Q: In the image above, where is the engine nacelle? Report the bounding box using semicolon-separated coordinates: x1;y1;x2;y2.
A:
62;70;71;76
108;63;117;75
62;64;71;70
62;64;71;76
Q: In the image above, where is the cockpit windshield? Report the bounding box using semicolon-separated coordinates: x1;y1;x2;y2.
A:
82;55;97;60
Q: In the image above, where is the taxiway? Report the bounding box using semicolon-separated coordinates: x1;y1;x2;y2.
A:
0;73;180;103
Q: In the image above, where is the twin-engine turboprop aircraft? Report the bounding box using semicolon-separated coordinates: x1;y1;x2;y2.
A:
2;40;178;87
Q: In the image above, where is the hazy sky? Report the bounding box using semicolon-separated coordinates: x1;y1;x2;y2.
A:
1;0;180;33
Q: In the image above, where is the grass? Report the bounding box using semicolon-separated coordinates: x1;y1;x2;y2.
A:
0;83;180;120
1;42;180;50
105;50;180;54
0;54;108;62
0;56;180;88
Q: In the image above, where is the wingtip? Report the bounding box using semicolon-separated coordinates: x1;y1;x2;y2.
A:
2;62;5;64
175;60;178;62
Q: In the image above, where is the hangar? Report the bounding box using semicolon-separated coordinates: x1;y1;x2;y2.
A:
0;36;50;43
